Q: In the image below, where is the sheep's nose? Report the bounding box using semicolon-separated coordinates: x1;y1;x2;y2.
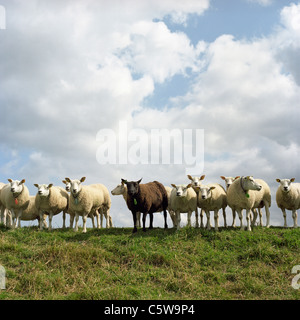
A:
11;188;15;192
227;184;230;188
176;192;181;196
73;189;77;194
38;191;42;195
202;195;206;199
258;185;262;191
284;187;288;191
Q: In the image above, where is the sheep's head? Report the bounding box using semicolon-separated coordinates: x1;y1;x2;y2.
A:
34;183;53;197
8;179;25;194
276;178;295;193
187;175;205;187
196;185;216;200
111;182;127;196
121;178;142;196
220;176;240;190
242;176;262;191
171;184;192;197
62;180;71;192
65;177;86;197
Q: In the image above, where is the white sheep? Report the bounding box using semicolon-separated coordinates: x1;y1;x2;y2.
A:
187;175;205;227
111;182;176;227
65;177;112;233
276;178;300;228
0;182;9;226
34;184;69;230
0;179;30;228
62;179;108;229
220;176;240;227
194;183;227;231
227;176;271;231
169;184;198;230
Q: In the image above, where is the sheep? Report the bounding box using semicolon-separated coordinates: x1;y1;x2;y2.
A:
187;175;205;227
65;177;112;233
34;184;69;230
0;179;30;228
62;179;112;229
169;184;198;230
226;176;271;231
111;181;176;228
0;182;8;225
220;176;240;227
194;184;227;231
276;178;300;228
121;178;168;233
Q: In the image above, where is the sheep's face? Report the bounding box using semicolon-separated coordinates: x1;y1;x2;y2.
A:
220;176;240;190
65;177;86;197
34;184;53;197
199;186;216;200
276;178;295;193
111;184;126;196
187;175;205;187
171;184;192;197
8;179;25;194
122;178;142;196
62;180;71;192
242;176;262;191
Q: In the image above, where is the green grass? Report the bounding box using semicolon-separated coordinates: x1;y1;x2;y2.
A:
0;225;299;300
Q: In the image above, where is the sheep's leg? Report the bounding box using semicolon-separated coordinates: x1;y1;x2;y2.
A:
7;210;13;228
176;211;181;230
214;209;219;231
132;211;137;233
195;207;199;228
231;208;236;227
264;203;271;228
149;212;153;230
237;209;244;230
94;210;100;229
39;211;44;230
0;206;3;224
48;211;53;231
69;213;75;228
74;212;79;232
136;212;141;228
292;210;298;228
281;208;287;227
187;211;192;227
62;211;66;229
15;210;22;228
251;209;257;227
43;215;48;229
222;208;226;228
142;212;147;232
258;208;263;226
246;209;252;231
109;215;113;228
170;211;177;228
200;209;204;228
105;208;111;228
82;212;88;233
163;209;168;229
206;210;211;230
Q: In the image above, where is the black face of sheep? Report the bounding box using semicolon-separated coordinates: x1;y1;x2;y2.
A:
121;178;142;196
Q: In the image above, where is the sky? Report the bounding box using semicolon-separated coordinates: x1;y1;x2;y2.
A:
0;0;299;229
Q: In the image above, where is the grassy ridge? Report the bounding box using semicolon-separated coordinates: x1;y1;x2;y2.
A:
0;225;299;300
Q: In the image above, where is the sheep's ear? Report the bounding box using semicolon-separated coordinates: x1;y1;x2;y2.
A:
171;184;176;188
48;184;53;188
34;184;39;188
187;184;192;188
7;179;12;183
187;175;193;181
193;186;200;192
62;180;66;185
209;186;216;191
220;176;225;180
65;177;71;183
137;178;142;184
121;179;127;185
234;176;240;180
290;178;295;182
200;175;205;180
276;179;281;183
80;177;86;183
20;179;26;184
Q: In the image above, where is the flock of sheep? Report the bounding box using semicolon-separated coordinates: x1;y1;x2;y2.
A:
0;175;299;233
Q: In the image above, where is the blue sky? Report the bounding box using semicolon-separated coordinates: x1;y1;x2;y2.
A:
0;0;299;229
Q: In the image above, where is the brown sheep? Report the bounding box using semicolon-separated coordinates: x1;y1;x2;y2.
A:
121;178;168;233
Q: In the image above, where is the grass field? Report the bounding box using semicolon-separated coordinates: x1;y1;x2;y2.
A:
0;225;299;300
